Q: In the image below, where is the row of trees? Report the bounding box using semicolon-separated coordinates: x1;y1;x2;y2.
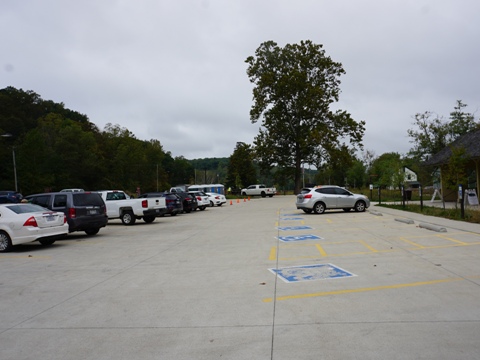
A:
0;87;194;195
2;40;479;195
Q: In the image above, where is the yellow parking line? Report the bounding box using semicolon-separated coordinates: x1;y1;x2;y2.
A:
315;244;327;257
359;240;379;252
436;234;468;245
399;236;425;248
269;247;277;261
263;278;459;302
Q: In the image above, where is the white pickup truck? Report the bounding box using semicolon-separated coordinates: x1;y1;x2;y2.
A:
240;184;276;198
97;190;167;225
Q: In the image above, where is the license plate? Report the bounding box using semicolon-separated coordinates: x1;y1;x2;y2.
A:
46;215;55;221
88;209;98;215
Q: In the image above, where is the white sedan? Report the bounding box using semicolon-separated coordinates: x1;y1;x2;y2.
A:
0;203;69;252
189;191;210;211
206;192;227;207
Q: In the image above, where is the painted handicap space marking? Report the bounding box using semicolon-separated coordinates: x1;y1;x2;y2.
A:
282;213;303;216
269;264;356;283
280;217;304;221
278;234;323;242
278;226;313;231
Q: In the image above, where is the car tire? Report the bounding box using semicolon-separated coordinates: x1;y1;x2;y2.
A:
143;216;156;223
313;202;326;214
39;239;56;246
261;191;266;198
302;209;313;214
241;192;247;196
85;228;100;236
0;231;12;252
354;201;366;212
210;201;214;207
200;206;206;211
343;208;351;212
121;211;136;225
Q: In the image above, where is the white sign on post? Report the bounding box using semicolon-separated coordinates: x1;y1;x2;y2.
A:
466;189;479;206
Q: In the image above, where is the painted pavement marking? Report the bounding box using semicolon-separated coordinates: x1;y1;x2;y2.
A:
278;226;313;231
263;278;460;302
269;263;356;283
277;234;323;242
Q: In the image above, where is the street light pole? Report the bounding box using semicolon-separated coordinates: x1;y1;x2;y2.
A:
1;133;18;192
12;146;18;192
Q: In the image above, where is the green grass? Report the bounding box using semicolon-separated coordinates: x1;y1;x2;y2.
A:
376;203;480;224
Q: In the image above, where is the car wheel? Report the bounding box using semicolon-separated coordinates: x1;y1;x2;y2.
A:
0;231;12;252
210;201;214;207
313;202;326;214
121;211;136;225
302;209;313;214
241;192;247;196
343;208;351;212
39;239;56;246
143;216;156;223
85;228;100;236
261;191;266;198
354;201;366;212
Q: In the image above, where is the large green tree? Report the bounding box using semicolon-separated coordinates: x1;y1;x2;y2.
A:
225;142;256;190
245;40;365;193
408;100;480;160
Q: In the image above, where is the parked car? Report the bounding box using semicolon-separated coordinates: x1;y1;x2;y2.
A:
170;188;197;213
25;191;108;235
185;193;198;212
189;191;209;211
0;191;23;204
139;192;183;216
296;185;370;214
206;192;226;207
0;203;69;252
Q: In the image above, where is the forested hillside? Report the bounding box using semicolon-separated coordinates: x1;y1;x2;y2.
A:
0;87;203;195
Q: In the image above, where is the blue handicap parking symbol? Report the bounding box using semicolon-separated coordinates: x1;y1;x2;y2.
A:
280;217;304;221
278;234;322;242
278;226;312;231
269;264;356;283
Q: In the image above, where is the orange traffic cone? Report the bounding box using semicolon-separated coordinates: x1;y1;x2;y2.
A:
230;200;233;205
248;196;251;201
244;198;246;202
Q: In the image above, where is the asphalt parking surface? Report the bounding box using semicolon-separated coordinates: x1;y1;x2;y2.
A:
1;196;480;359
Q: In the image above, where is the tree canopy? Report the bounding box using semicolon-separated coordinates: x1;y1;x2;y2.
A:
407;100;480;161
245;40;365;193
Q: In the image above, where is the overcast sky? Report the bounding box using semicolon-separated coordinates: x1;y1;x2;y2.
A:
2;1;480;160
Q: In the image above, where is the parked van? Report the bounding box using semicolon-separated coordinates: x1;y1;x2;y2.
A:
25;192;108;235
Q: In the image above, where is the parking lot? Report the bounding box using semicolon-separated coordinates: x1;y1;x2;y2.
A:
1;196;480;359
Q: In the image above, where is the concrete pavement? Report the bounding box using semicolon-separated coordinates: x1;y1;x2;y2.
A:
1;196;480;359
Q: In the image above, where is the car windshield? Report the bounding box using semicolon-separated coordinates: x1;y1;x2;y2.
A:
3;203;50;214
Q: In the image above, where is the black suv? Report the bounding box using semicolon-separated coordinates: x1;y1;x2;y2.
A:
25;192;108;235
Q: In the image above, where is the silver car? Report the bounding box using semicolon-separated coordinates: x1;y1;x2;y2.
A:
296;185;370;214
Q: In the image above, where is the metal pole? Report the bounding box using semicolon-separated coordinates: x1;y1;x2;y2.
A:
12;146;17;192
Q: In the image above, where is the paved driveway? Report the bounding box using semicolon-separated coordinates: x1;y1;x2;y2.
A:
1;196;480;359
